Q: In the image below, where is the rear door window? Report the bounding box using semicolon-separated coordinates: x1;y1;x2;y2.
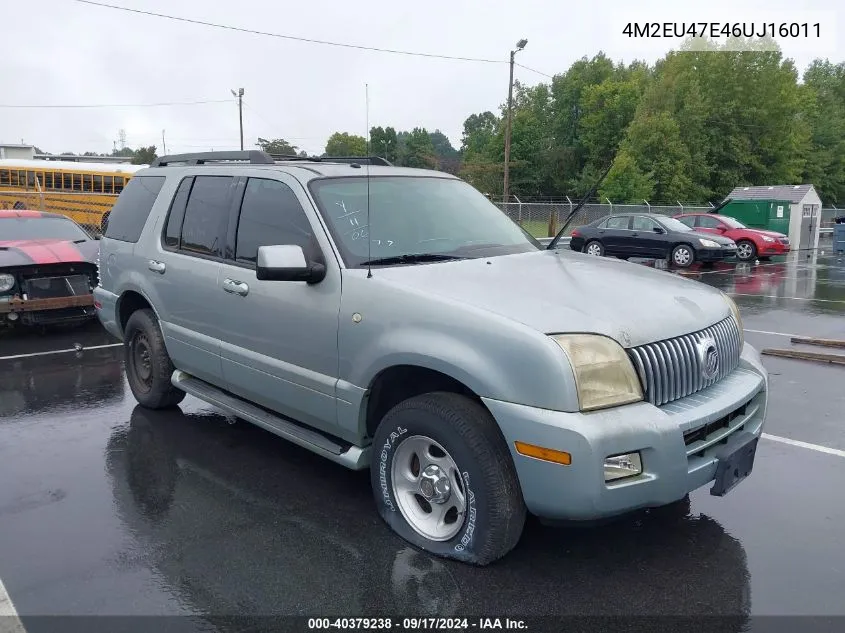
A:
605;216;631;230
103;176;166;243
178;176;235;257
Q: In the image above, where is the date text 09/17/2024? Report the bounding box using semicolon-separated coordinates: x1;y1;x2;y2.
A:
307;618;528;630
622;22;821;39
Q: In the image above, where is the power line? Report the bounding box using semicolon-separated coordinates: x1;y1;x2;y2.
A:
0;99;230;109
72;0;505;64
515;62;555;79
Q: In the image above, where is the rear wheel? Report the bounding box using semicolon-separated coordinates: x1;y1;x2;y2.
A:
584;240;604;257
736;240;757;262
124;309;186;409
371;392;526;566
671;244;695;267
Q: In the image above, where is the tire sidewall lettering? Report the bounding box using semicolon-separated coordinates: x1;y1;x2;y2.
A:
379;425;407;512
454;470;477;552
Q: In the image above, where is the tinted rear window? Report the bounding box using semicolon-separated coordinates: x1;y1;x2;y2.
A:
104;176;165;243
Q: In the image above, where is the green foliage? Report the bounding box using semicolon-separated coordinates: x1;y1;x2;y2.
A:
370;126;398;162
256;137;299;156
599;149;654;202
324;132;367;157
132;146;158;165
398;127;437;169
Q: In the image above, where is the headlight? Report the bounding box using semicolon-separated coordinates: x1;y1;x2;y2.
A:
551;334;643;411
0;273;15;293
762;236;775;242
723;293;744;346
698;238;719;248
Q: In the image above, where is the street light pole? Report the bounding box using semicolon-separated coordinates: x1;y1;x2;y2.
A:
503;38;526;205
231;88;244;150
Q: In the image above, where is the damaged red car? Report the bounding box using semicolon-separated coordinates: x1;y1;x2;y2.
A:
0;210;99;328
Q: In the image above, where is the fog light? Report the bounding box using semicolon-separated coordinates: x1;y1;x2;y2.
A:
7;311;19;321
604;452;642;482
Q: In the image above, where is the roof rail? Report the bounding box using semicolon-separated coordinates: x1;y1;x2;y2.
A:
150;151;275;167
270;154;393;166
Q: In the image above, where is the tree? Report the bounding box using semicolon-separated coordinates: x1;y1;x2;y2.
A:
429;129;460;173
460;112;499;155
324;132;367;157
132;146;158;165
399;128;436;169
800;60;845;204
256;138;299;156
370;126;398;163
599;148;654;202
621;112;693;203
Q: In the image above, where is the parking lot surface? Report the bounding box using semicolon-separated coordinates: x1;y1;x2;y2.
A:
1;251;844;632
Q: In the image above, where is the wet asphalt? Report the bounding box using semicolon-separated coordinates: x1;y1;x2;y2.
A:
1;248;844;633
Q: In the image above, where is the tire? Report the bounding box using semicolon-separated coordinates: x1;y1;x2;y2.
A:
371;392;526;566
736;240;757;262
671;244;695;267
123;308;186;409
584;240;604;257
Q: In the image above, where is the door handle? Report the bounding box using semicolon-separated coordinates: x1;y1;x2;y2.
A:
148;260;166;274
631;232;639;237
222;278;249;296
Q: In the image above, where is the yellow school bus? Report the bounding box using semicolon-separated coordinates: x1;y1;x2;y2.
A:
0;159;147;233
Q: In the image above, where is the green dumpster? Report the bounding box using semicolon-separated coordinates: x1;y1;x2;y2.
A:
717;199;792;235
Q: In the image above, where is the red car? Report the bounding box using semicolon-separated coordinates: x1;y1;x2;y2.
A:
674;213;790;262
0;209;99;328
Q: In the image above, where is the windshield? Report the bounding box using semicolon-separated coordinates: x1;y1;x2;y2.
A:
721;216;746;229
0;217;90;241
658;217;695;233
309;176;540;267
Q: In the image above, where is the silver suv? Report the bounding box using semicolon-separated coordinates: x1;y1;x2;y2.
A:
95;151;768;566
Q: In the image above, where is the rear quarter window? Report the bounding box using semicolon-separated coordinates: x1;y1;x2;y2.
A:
104;176;166;243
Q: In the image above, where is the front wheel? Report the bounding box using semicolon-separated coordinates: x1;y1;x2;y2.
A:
736;240;757;262
124;309;186;409
371;392;526;566
671;244;695;267
584;240;604;257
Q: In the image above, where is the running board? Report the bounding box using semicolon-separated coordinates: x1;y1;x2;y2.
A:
171;370;370;470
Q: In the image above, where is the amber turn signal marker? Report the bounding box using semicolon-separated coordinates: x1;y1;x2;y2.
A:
514;441;572;465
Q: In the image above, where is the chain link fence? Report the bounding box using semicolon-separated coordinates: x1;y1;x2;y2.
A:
0;191;116;236
496;202;714;238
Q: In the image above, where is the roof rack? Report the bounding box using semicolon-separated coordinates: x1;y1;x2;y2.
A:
271;154;393;166
150;151;275;167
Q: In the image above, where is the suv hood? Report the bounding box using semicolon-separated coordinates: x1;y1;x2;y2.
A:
374;250;731;348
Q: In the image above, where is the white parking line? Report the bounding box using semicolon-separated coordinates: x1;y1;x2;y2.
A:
763;433;845;459
730;292;845;304
0;577;26;633
0;343;121;362
744;328;805;338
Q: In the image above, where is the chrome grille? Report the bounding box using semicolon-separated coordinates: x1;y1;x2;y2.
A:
628;316;742;407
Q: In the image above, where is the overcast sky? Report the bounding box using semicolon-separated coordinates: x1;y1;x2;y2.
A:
1;0;840;157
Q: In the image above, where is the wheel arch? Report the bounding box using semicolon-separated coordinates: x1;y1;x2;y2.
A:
363;364;485;439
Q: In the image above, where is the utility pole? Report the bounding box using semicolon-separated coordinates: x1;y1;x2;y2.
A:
161;129;167;155
231;88;244;150
502;39;527;205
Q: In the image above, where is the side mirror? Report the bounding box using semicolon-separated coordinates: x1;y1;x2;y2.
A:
256;245;326;284
653;226;666;234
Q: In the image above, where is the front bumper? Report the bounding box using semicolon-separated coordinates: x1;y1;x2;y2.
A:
696;246;738;262
1;295;96;325
483;343;768;521
761;242;790;255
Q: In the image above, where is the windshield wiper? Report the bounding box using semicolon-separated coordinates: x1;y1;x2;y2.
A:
360;253;468;266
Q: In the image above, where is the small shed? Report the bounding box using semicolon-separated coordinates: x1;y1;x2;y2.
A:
724;184;823;251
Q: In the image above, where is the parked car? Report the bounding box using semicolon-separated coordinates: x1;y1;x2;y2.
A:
674;213;790;261
570;213;738;267
0;209;99;328
95;151;768;566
